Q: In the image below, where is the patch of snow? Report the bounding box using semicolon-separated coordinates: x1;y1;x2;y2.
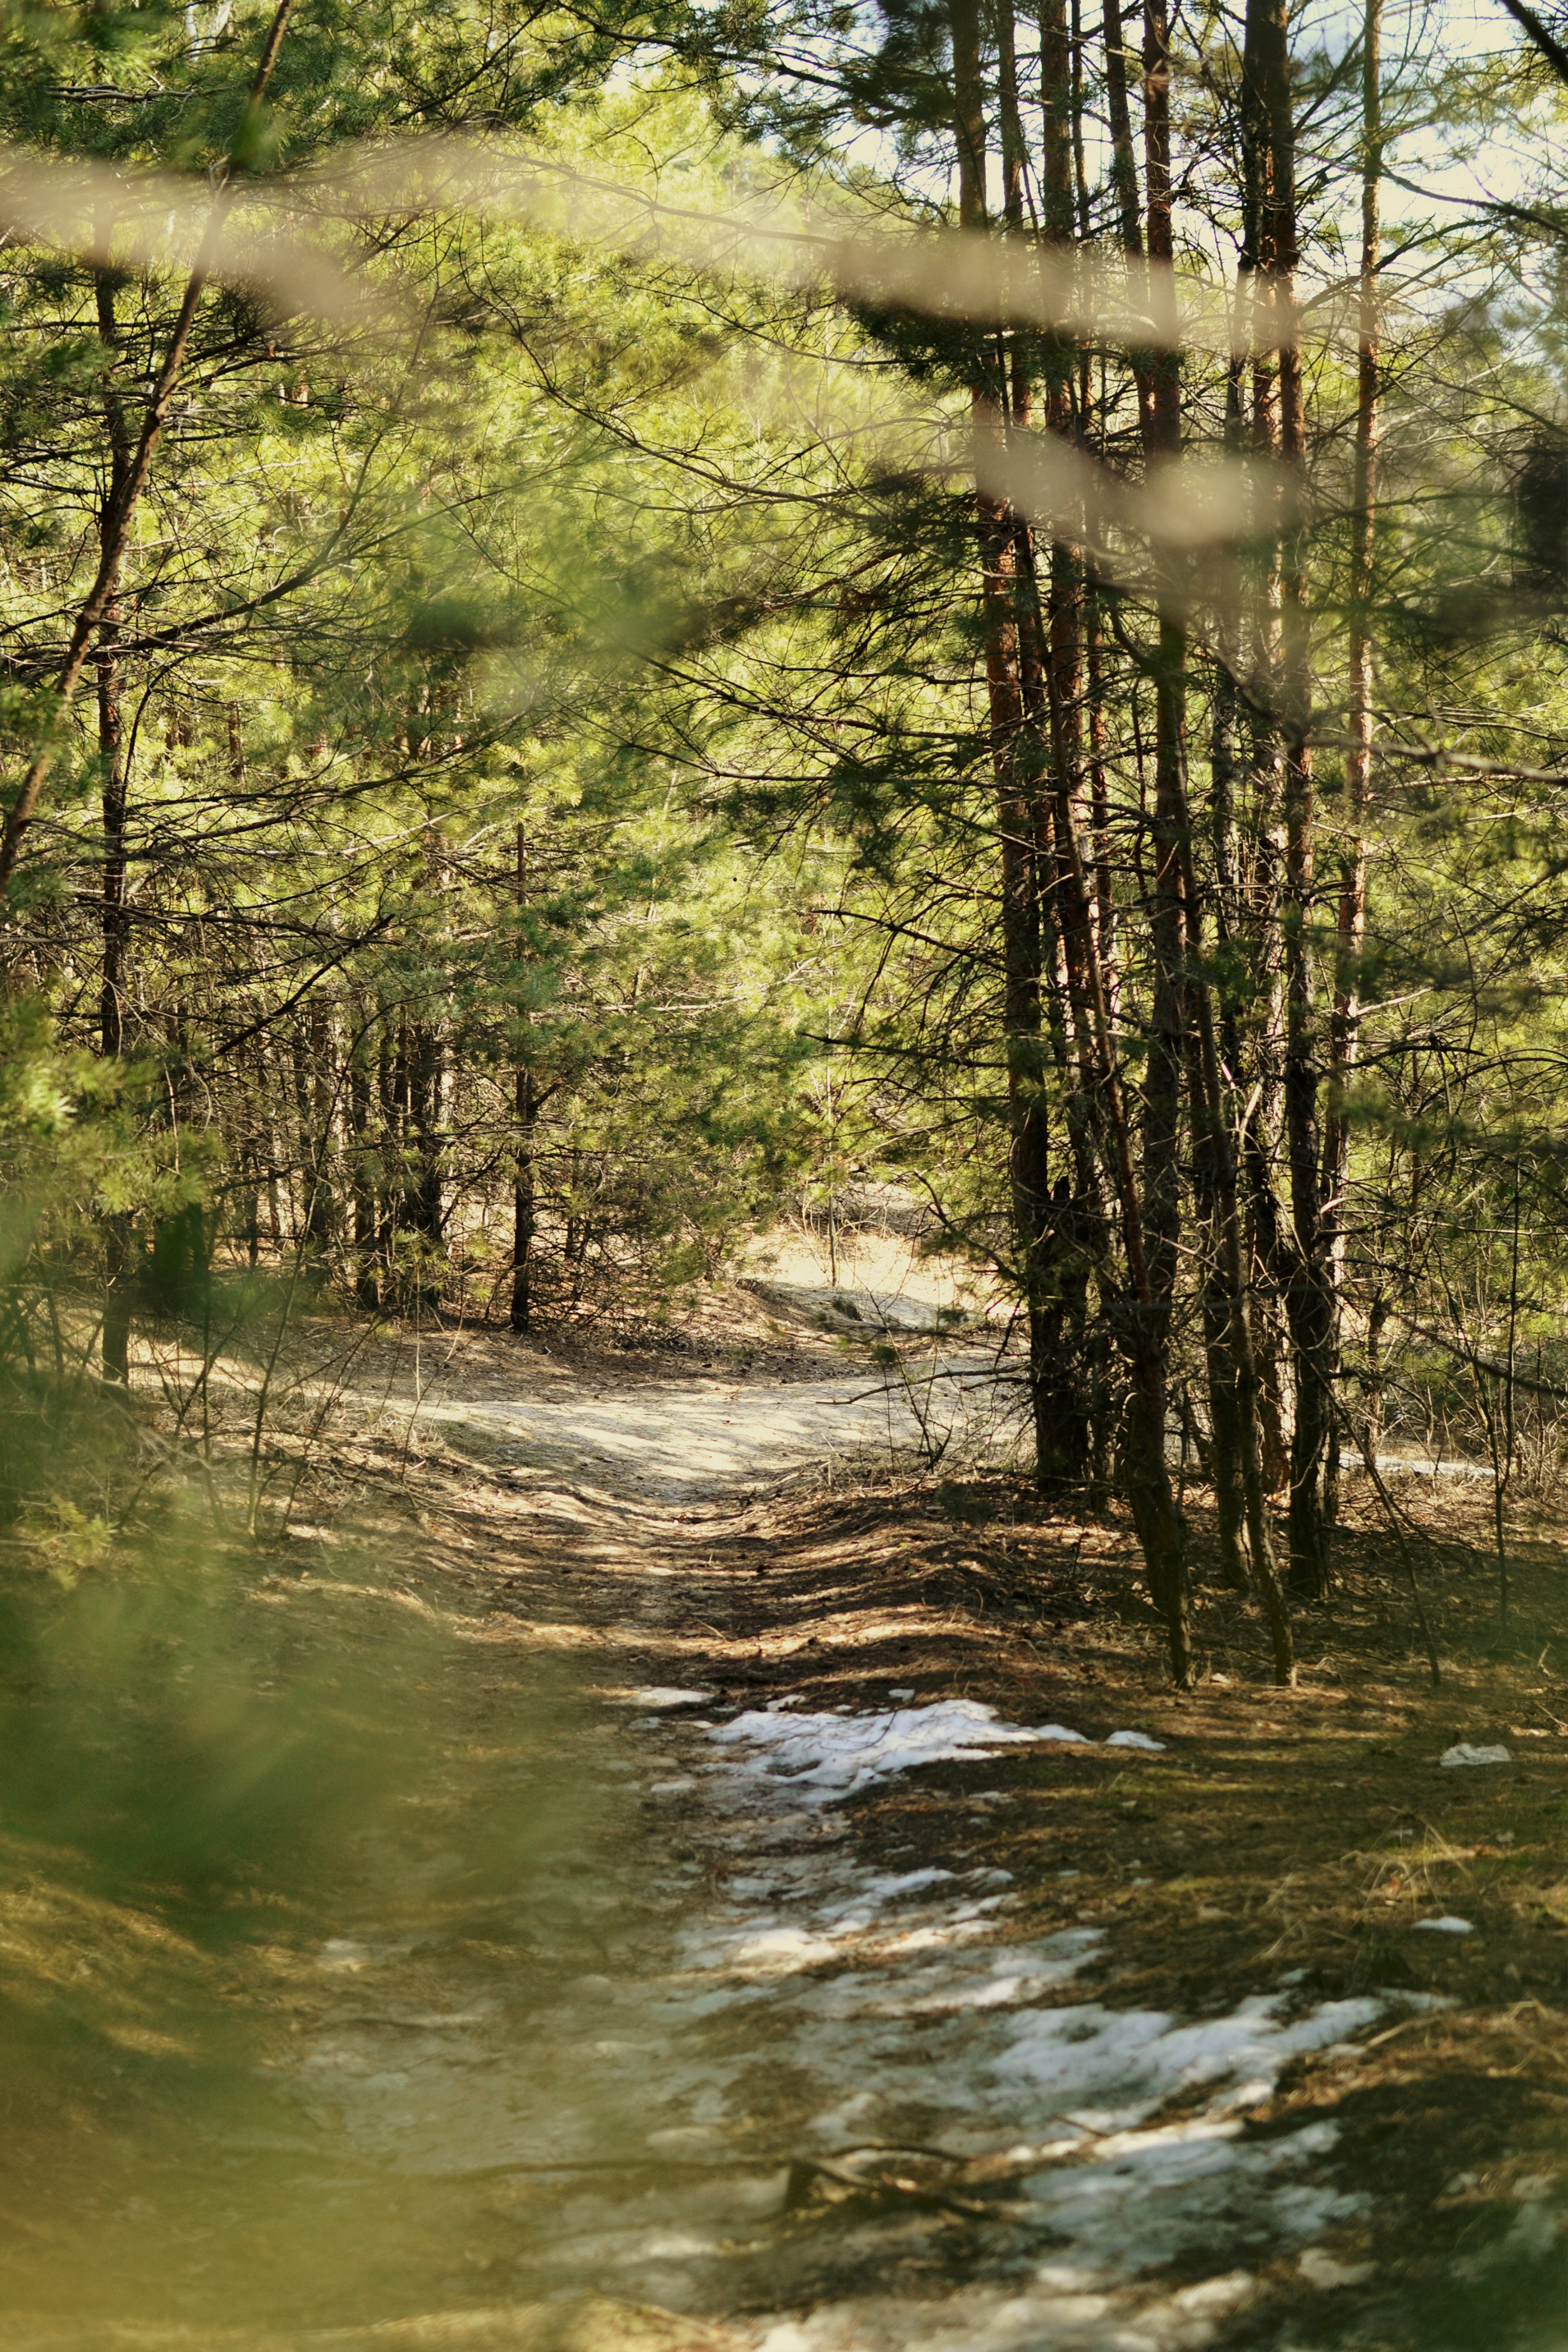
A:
727;1926;842;1970
1440;1742;1511;1768
992;1992;1384;2131
802;1930;1106;2020
626;1687;714;1709
1413;1915;1474;1933
820;1865;955;1916
1106;1730;1167;1752
706;1698;1077;1802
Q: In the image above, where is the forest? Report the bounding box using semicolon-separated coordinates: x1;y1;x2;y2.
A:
5;0;1568;2343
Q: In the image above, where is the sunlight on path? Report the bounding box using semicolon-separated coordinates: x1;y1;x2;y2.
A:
281;1674;1443;2352
390;1355;1018;1501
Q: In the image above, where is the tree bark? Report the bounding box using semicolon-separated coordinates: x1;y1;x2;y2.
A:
1237;0;1298;1510
348;1018;381;1310
1321;0;1382;1525
511;823;538;1334
95;258;134;1386
1102;0;1156;447
1256;0;1334;1598
1114;0;1191;1677
952;0;1075;1492
406;1016;446;1248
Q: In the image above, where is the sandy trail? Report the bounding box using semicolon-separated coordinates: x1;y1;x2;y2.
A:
382;1337;1015;1506
251;1333;1483;2352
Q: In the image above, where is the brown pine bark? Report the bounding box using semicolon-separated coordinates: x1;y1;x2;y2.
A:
1255;0;1334;1598
94;258;134;1386
348;1025;381;1311
378;1017;402;1281
1321;0;1382;1522
1102;0;1156;448
1237;0;1295;1506
511;823;538;1335
406;1017;446;1250
952;0;1079;1490
1111;0;1191;1677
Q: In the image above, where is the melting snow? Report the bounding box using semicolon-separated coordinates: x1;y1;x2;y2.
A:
707;1698;1057;1800
703;1699;1166;1803
290;1637;1408;2350
991;1992;1383;2130
1414;1915;1475;1933
1440;1742;1511;1768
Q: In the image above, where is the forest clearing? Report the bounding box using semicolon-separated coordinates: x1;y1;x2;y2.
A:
9;0;1568;2337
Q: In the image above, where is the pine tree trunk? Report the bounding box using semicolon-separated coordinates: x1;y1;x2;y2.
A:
511;824;538;1334
1124;0;1192;1679
292;1010;336;1256
407;1018;445;1249
95;259;133;1386
1322;0;1382;1524
378;1015;401;1287
1102;0;1155;446
1236;0;1292;1499
348;1019;380;1310
952;0;1070;1492
1255;0;1333;1599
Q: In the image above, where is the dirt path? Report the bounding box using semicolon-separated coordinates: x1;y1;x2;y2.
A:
9;1300;1568;2352
257;1310;1568;2352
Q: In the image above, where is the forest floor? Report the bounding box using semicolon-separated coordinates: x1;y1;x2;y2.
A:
6;1269;1568;2352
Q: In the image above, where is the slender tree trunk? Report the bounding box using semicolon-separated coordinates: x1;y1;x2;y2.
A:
511;822;538;1334
1179;870;1296;1677
95;259;134;1386
1085;589;1119;1009
257;1040;285;1254
1114;0;1191;1677
1256;0;1334;1598
348;1018;380;1310
1363;1288;1388;1461
954;0;1070;1491
1027;0;1101;1486
291;1017;333;1255
1321;0;1382;1526
1237;0;1294;1502
310;999;339;1256
1198;314;1255;1582
407;1017;446;1248
378;1017;402;1285
1102;0;1155;446
242;1154;261;1268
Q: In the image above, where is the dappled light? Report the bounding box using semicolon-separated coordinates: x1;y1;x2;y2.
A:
6;0;1568;2341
